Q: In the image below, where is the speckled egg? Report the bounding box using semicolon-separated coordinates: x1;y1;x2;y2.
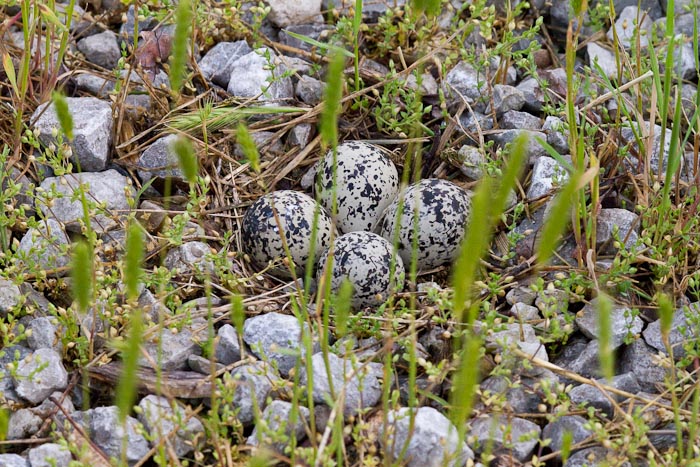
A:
242;190;334;278
317;141;400;233
377;179;471;270
317;231;404;309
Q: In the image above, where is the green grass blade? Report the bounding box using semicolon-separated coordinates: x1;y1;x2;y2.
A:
115;308;143;424
230;294;245;336
172;136;198;184
452;133;527;322
283;30;353;58
52;91;74;141
535;169;589;265
534;135;575;173
333;279;353;338
2;53;17;96
115;223;145;424
236;123;261;173
658;293;673;344
169;0;193;94
320;51;346;148
71;241;92;313
124;223;143;302
596;293;614;381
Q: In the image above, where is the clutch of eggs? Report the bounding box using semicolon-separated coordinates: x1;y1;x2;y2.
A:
316;141;400;233
242;190;335;278
317;231;404;309
377;178;472;270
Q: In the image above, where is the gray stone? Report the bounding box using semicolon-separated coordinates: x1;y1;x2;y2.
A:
383;407;473;467
659;41;697;80
542;116;570;155
396;374;442;408
13;348;68;404
26;317;63;352
516;77;544;113
137;134;186;183
279;23;332;54
568;372;641;418
7;390;74;439
7;409;42;439
608;6;654;48
0;346;32;405
485;323;538;351
476;370;557;414
614;0;664;19
661;0;697;15
2;166;35;215
27;443;72;467
77;30;121;69
542;415;594;455
643;302;699;360
554;338;602;379
215;324;242;365
73;72;115;97
163;241;215;278
575;298;643;347
587;42;619;79
515;341;549;373
288;123;313;148
648;423;677;451
31;97;113;172
20;283;51;316
489;130;548;166
119;5;158;43
140;325;202;371
564;446;631;467
0;454;28;467
243;312;317;377
444;61;485;109
511;303;540;321
404;72;439;95
418;326;451;363
470;414;541;462
78;406;150;466
267;0;321;27
500;110;541;130
137;200;167;233
228;361;280;426
233;131;284;159
38;170;130;233
295;75;325;106
673;12;697;36
227;49;294;101
458;111;494;134
187;354;224;374
0;279;21;318
597;208;640;254
535;287;569;313
620;338;671;393
457;145;486;181
198;40;252;88
506;285;537;306
527;156;569;200
137;395;204;457
248;400;310;454
490;84;525;115
322;0;406;21
300;352;384;417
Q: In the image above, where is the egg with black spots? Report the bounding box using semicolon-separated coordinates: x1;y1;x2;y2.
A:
242;190;334;278
317;141;400;233
317;231;404;309
377;179;471;270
